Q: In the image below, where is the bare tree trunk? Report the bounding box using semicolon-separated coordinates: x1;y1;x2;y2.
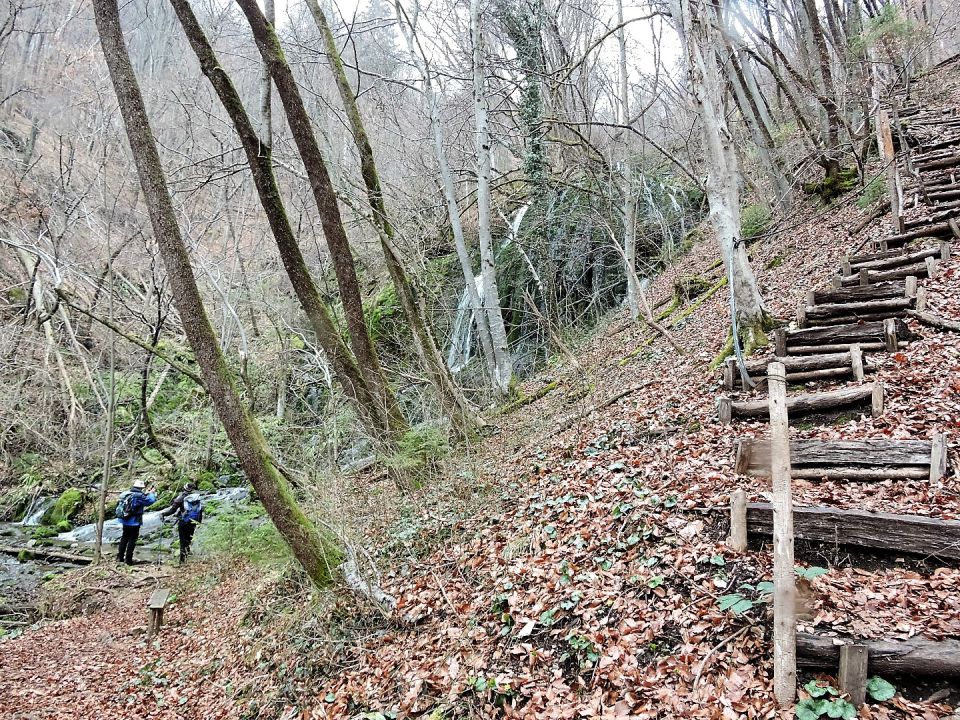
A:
616;0;639;320
236;0;409;443
471;0;514;395
94;251;117;564
303;0;478;437
92;0;342;587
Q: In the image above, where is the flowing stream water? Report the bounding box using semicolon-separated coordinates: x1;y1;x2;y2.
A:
446;204;530;373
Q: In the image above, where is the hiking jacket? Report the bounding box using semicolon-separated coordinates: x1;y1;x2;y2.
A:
161;492;203;525
119;490;156;527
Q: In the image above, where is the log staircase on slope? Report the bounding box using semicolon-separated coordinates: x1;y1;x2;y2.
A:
714;99;959;686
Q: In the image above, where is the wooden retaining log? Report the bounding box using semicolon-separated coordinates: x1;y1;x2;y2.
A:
718;383;881;424
804;297;913;321
0;544;92;565
840;259;935;286
877;221;954;247
847;244;946;273
811;281;907;305
775;319;911;355
798;634;960;678
734;436;946;481
744;503;960;560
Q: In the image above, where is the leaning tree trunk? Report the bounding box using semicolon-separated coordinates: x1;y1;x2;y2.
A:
235;0;406;442
671;0;769;350
304;0;478;438
169;0;396;445
471;0;514;395
616;0;639;320
92;0;341;587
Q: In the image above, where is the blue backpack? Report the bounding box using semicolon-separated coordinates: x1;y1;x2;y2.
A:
182;495;203;524
115;492;136;520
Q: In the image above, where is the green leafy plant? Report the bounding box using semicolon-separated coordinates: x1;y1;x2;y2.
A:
795;566;829;581
796;681;856;720
565;633;601;668
866;676;896;701
741;203;772;240
857;176;885;208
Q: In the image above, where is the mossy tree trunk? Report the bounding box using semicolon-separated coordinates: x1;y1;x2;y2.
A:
235;0;407;443
92;0;341;587
169;0;397;446
303;0;478;439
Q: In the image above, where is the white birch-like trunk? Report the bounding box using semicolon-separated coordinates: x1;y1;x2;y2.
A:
471;0;513;394
671;0;766;338
616;0;639;320
394;0;498;382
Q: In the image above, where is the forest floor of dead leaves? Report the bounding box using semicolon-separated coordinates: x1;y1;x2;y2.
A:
5;72;960;720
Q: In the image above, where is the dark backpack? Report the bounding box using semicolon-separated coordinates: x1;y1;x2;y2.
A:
182;496;203;524
115;492;136;520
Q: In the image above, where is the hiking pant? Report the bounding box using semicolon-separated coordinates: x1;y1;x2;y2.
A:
117;525;141;565
178;522;196;562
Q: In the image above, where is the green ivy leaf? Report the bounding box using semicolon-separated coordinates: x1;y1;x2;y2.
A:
709;554;726;566
796;565;829;581
866;676;896;701
718;593;743;611
795;699;826;720
756;581;775;594
804;680;837;698
731;598;755;615
647;575;664;589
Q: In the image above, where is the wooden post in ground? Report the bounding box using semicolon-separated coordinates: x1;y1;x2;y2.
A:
729;489;747;551
905;275;917;298
931;432;948;481
850;344;864;382
916;287;927;312
841;255;851;276
839;644;868;707
883;318;899;352
941;241;952;261
767;361;796;707
774;328;787;357
925;256;937;279
718;397;732;425
831;275;841;289
877;109;904;234
859;268;870;287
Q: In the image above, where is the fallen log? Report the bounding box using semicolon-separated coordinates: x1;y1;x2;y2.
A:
744;503;960;560
0;543;92;565
797;633;960;678
873;222;953;246
719;383;881;424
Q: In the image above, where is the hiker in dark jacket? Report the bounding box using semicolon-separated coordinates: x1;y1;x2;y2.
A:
116;479;157;565
161;482;203;564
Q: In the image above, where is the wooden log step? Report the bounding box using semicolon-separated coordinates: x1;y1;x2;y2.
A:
917;155;960;172
744;503;960;560
805;297;913;320
0;544;92;565
811;281;907;305
776;319;911;355
718;383;882;424
848;248;918;266
734;436;946;480
840;259;936;286
845;244;946;274
802;312;910;327
874;222;954;247
797;634;960;678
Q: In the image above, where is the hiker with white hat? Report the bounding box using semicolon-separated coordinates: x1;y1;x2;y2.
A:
114;479;157;565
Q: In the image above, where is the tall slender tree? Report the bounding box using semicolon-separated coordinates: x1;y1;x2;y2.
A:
91;0;341;587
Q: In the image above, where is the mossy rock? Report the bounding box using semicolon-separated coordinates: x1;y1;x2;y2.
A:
31;526;58;540
42;487;85;526
803;166;859;202
18;549;35;562
55;520;72;533
674;276;712;302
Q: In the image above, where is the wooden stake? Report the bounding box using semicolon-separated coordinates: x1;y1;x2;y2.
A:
767;362;796;707
883;318;899;352
831;275;842;290
797;303;807;328
871;383;884;416
925;256;937;279
905;275;917;298
916;286;927;312
729;489;748;552
723;357;736;391
839;644;868;707
841;255;852;276
859;268;870;287
941;241;952;261
930;432;948;482
718;397;732;425
774;328;787;356
850;344;864;382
